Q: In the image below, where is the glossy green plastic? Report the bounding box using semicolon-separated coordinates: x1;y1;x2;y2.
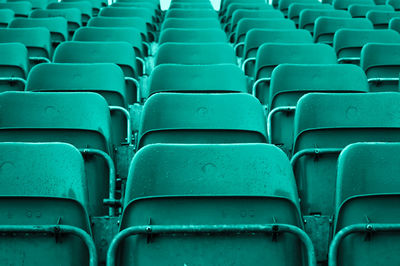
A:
99;7;154;30
334;142;400;265
388;0;400;10
299;9;351;33
361;43;400;91
333;0;374;10
138;93;267;149
293;92;400;217
288;3;332;25
155;42;236;66
118;143;306;265
229;9;283;32
224;2;271;25
0;91;113;216
0;42;28;92
348;4;394;18
254;43;337;104
0;9;14;27
0;142;92;265
334;29;400;65
47;1;92;24
0;1;31;17
159;28;227;44
366;10;400;28
29;8;82;32
313;17;373;45
269;64;368;155
165;8;218;19
279;0;319;16
161;18;221;30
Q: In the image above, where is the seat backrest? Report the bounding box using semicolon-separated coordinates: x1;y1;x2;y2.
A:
166;8;218;19
119;143;304;266
299;9;351;33
29;8;82;31
158;28;227;44
288;3;332;25
138;93;268;149
230;9;284;31
8;0;54;9
349;4;394;18
334;29;400;65
0;9;15;27
0;2;32;17
279;0;319;15
0;142;91;265
225;2;270;24
99;6;153;23
367;10;400;28
333;0;375;10
313;17;373;44
0;42;28;92
155;42;236;66
161;18;221;30
47;1;92;23
148;64;247;96
361;43;400;92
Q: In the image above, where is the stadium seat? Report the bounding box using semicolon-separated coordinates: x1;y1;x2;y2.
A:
9;17;68;46
26;63;130;146
268;64;368;155
7;0;55;9
349;4;394;17
252;43;337;105
0;2;31;17
0;142;94;265
154;43;236;66
220;0;265;18
0;9;14;27
331;142;400;266
279;0;320;17
137;93;267;149
99;7;155;32
148;64;247;96
63;0;104;16
333;0;375;10
313;17;373;45
53;41;140;102
228;9;284;32
389;16;400;31
159;28;227;44
169;1;213;9
366;10;400;28
165;8;218;19
47;1;92;25
299;9;351;33
222;2;270;25
161;18;221;30
0;91;114;216
361;43;400;91
388;0;400;10
334;29;400;65
0;43;28;92
288;3;332;26
29;8;82;35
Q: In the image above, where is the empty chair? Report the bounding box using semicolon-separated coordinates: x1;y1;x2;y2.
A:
242;29;313;76
334;29;400;64
154;43;236;66
367;10;400;28
0;2;31;17
165;8;218;19
99;7;155;31
228;9;284;33
0;43;28;92
279;0;319;16
26;63;130;146
349;4;394;17
292;92;400;261
7;0;54;9
388;0;400;11
159;28;227;44
222;2;270;25
252;43;337;105
63;0;104;16
220;0;265;17
0;142;94;265
73;27;146;74
9;17;68;45
361;43;400;91
288;3;332;26
111;143;314;266
161;18;221;30
137;93;267;149
389;16;400;31
148;64;247;97
30;8;82;34
0;28;51;64
54;41;139;102
169;1;213;8
330;142;400;266
0;91;114;216
47;1;92;25
299;9;351;33
333;0;375;10
313;17;373;44
0;9;14;27
268;64;368;156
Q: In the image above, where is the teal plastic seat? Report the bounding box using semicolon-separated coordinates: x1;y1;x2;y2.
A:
278;0;319;16
155;43;236;66
63;0;104;16
222;2;270;25
0;28;51;64
333;0;375;10
0;2;31;17
148;64;247;96
220;0;265;18
361;43;400;91
54;41;139;102
269;64;368;156
388;0;400;10
334;29;400;65
29;8;82;34
73;27;146;74
367;10;400;28
253;43;337;104
349;4;394;18
331;142;400;266
299;9;351;33
242;29;313;76
288;3;332;26
0;142;93;265
138;93;267;149
47;1;92;25
7;0;55;9
313;17;373;45
26;63;130;145
0;91;114;216
159;28;227;44
111;143;313;266
99;7;155;32
165;8;218;19
389;16;400;31
0;43;28;92
0;9;14;27
292;92;400;260
9;17;68;45
161;18;221;30
227;8;283;32
169;2;213;9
